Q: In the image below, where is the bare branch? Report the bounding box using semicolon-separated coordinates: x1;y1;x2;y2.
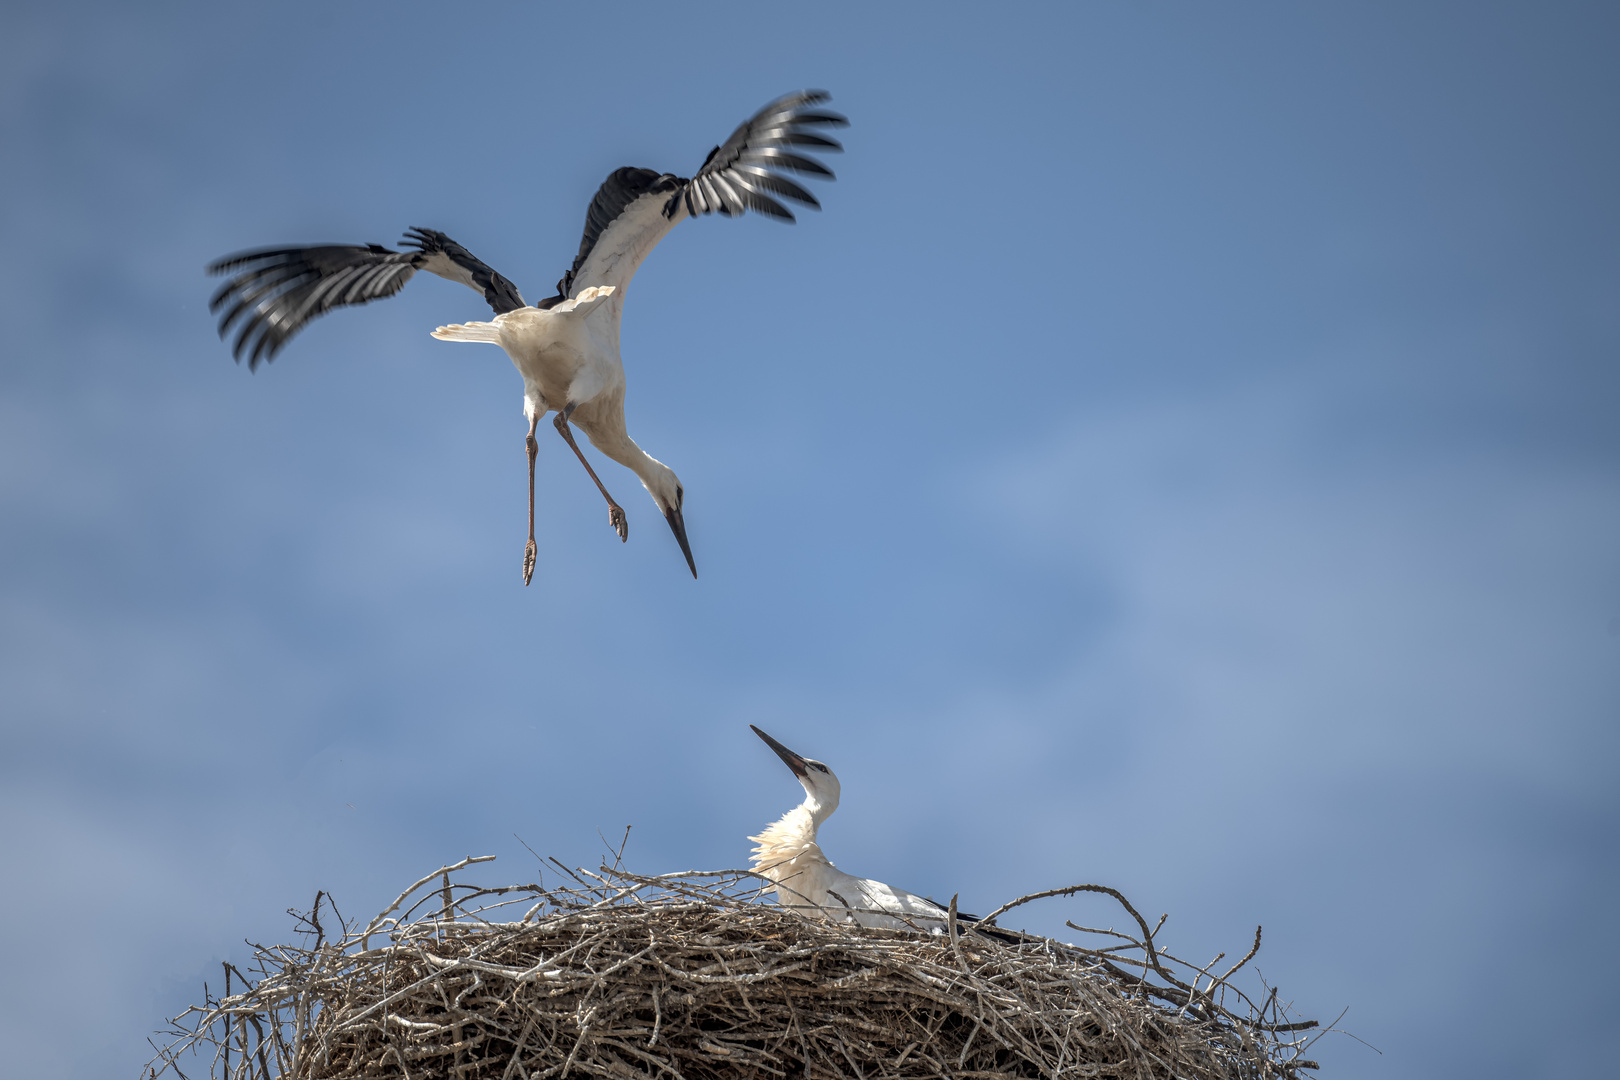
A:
146;859;1324;1080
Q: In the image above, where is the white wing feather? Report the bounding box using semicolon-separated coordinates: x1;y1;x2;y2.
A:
566;192;688;298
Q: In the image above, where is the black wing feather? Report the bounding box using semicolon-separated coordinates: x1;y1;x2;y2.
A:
675;90;846;224
705;172;749;216
531;91;848;305
779;110;849;127
720;172;794;220
402;227;526;314
728;164;820;208
208;230;522;369
737;147;836;177
207;244;419;369
549;167;683;303
754;129;845;152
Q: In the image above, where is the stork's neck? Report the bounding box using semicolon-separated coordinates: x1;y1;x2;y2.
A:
604;437;669;494
749;789;839;881
801;788;837;829
573;412;675;505
769;789;834;848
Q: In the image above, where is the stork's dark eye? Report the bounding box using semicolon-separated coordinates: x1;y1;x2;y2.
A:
810;762;829;773
675;485;684;507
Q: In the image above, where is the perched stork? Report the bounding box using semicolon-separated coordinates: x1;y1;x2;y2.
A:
748;726;1013;940
207;91;847;583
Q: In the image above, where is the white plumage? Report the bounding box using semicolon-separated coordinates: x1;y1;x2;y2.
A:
208;92;846;584
748;726;965;932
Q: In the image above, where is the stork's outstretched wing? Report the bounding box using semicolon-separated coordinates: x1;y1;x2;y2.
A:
550;169;686;303
556;91;846;301
684;89;847;221
208;228;524;369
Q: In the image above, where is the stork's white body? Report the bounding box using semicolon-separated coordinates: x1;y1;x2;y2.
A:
433;194;693;513
748;727;955;931
500;193;688;422
751;801;953;930
209;91;844;583
435;288;621;417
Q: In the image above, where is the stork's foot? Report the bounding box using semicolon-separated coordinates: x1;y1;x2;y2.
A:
523;538;537;586
609;505;628;542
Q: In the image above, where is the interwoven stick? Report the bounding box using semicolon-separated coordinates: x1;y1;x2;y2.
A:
150;859;1323;1080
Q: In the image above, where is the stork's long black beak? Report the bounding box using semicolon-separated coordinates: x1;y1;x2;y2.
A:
751;725;808;778
665;506;697;578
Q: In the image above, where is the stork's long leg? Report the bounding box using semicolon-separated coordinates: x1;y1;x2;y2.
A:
523;413;540;586
555;406;629;542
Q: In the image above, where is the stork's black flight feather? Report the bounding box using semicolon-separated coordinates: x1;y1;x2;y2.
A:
679;89;846;222
204;90;848;584
207;228;522;369
207;91;844;367
404;228;526;314
550;168;682;303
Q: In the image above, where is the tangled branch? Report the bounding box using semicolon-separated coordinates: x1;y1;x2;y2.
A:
148;858;1320;1080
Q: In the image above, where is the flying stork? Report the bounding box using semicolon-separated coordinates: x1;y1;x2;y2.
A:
748;726;1015;940
207;91;847;583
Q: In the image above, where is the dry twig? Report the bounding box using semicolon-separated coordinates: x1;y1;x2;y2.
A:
149;858;1320;1079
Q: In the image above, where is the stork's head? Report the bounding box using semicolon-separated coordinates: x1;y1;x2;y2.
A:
639;458;696;578
751;725;841;823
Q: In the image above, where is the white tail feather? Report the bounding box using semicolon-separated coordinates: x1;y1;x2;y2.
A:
550;285;616;315
431;320;503;343
431;286;616;343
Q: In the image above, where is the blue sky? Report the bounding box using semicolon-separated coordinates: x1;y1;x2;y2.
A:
2;2;1616;1077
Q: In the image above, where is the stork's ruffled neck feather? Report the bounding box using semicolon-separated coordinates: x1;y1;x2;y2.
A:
749;804;834;885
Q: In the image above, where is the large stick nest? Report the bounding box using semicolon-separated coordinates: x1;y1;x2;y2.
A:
149;855;1324;1080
